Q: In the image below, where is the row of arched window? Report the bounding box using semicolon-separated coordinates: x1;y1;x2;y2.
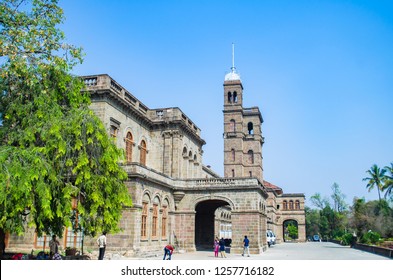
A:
282;200;301;210
230;149;254;164
182;146;199;178
125;131;147;165
141;194;170;240
227;91;238;103
229;119;254;135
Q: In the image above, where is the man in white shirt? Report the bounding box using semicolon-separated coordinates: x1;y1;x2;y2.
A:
97;232;107;260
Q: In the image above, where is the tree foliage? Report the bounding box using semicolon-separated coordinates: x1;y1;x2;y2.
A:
363;164;386;202
382;163;393;200
0;0;132;238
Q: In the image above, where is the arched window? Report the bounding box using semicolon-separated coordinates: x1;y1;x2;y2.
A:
289;200;294;210
248;150;254;164
233;91;238;103
228;92;232;103
283;201;288;210
125;132;133;163
182;147;187;158
230;119;236;132
140;140;147;165
162;205;167;238
152;203;158;238
232;169;235;177
141;202;148;238
295;200;300;210
247;122;254;134
231;148;235;162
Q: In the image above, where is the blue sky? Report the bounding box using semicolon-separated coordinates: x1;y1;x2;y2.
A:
60;0;393;206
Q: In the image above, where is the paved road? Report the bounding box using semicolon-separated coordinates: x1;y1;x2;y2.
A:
125;242;390;260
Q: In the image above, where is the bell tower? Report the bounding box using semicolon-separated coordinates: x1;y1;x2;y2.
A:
223;45;264;181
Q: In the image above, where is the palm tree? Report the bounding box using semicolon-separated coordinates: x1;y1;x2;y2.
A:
363;164;386;202
382;163;393;200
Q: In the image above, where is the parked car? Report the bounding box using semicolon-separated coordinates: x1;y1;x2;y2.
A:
267;230;276;247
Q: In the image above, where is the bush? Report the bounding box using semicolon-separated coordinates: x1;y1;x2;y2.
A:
340;233;356;246
360;231;381;245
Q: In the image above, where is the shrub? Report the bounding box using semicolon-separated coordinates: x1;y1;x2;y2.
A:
360;231;381;245
341;233;356;246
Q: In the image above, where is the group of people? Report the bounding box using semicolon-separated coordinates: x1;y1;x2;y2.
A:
46;232;250;260
214;235;250;258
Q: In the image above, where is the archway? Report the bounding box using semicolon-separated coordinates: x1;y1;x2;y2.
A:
195;200;231;250
283;219;299;242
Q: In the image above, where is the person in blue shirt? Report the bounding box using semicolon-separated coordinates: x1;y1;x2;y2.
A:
242;235;250;257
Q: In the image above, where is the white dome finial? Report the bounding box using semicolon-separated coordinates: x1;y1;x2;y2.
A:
225;43;241;81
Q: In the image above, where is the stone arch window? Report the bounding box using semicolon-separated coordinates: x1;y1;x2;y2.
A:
289;200;294;210
230;119;236;132
193;154;197;163
295;200;300;210
141;195;150;239
188;151;193;160
249;171;252;177
233;91;238;103
125;131;133;163
248;150;254;164
283;200;288;210
162;203;168;239
231;148;235;162
232;169;235;177
140;140;147;165
182;147;187;158
228;91;232;103
248;122;254;134
152;197;160;238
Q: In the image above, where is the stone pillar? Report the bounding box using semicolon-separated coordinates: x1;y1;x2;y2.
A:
231;211;263;254
172;132;182;178
298;223;306;242
162;131;173;177
173;211;196;252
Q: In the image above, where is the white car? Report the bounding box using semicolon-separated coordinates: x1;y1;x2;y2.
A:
267;230;276;247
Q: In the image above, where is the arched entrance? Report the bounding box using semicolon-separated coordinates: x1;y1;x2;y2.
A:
195;200;231;250
283;219;299;242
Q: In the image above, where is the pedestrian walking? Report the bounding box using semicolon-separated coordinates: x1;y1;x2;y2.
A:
97;232;107;260
242;235;250;257
163;244;175;260
214;237;219;257
219;237;226;258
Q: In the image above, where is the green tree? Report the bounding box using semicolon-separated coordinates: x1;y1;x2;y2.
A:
363;164;386;202
305;206;321;238
330;182;348;213
310;193;330;210
0;0;132;251
287;223;298;239
382;163;393;200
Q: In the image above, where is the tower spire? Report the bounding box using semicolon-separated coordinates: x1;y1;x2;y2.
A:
232;43;235;72
224;43;241;81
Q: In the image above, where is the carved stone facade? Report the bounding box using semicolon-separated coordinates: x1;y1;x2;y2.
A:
6;70;306;257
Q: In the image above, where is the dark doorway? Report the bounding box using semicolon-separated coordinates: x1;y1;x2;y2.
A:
195;200;230;250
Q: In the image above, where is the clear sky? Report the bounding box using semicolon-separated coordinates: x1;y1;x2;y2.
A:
59;0;393;207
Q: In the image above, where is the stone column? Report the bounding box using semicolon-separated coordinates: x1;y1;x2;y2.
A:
173;211;196;252
231;211;263;254
162;131;173;177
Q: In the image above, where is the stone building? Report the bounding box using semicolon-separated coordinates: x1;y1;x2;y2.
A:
5;63;306;257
